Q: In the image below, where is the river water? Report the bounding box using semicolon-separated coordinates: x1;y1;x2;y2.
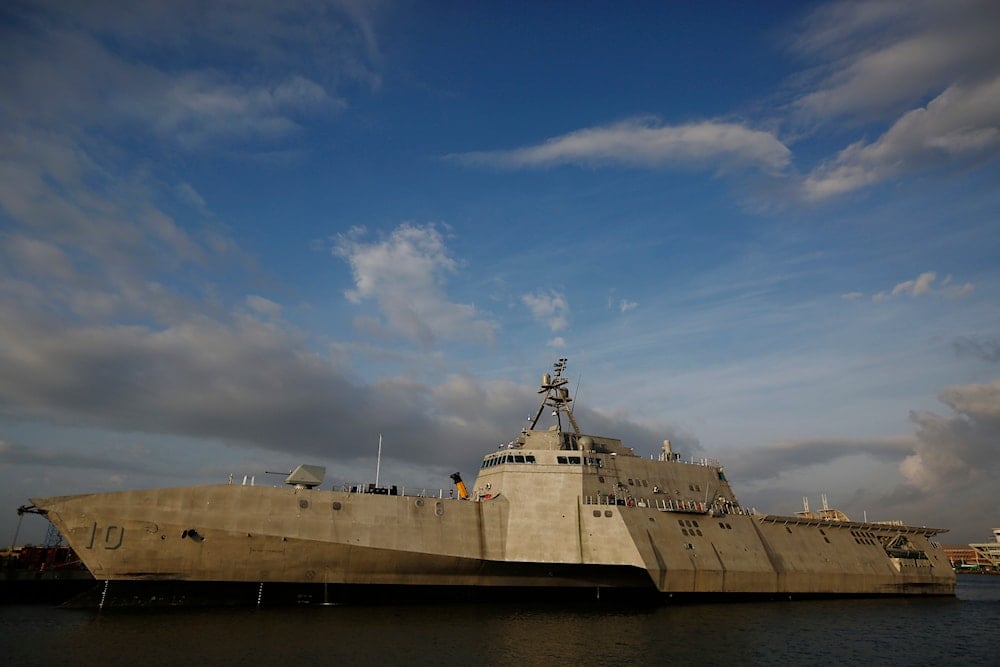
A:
3;576;998;666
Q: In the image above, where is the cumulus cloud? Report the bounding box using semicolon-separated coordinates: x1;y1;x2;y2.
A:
334;224;497;347
0;2;378;153
725;377;1000;540
522;289;569;332
900;380;1000;498
450;117;791;174
0;298;464;466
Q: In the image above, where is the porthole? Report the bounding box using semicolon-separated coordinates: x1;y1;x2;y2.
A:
415;499;424;507
682;528;689;536
593;510;601;518
435;501;444;516
605;510;613;517
299;499;309;509
696;529;703;536
332;501;342;510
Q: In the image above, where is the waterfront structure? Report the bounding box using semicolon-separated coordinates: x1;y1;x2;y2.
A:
944;545;994;571
22;359;956;607
968;529;1000;571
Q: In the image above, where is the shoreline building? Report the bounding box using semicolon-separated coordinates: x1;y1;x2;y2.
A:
945;529;1000;572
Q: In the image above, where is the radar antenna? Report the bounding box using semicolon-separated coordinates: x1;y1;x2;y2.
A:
528;358;581;434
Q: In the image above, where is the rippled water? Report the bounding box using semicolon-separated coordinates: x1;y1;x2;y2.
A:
3;576;998;666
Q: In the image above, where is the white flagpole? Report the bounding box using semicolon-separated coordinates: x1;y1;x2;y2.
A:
375;432;382;487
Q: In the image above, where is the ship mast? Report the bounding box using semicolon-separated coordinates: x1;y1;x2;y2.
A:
528;358;581;434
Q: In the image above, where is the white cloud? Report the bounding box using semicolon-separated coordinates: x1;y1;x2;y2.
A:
245;295;282;318
803;76;1000;199
522;289;569;332
793;0;1000;120
451;117;791;174
618;299;638;313
870;272;974;302
892;271;936;297
334;224;496;347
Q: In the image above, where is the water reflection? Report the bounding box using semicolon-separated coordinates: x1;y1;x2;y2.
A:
2;577;997;666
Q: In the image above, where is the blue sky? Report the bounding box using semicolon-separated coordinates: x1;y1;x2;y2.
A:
1;0;998;545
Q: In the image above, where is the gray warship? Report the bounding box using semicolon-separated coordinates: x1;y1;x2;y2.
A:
23;359;956;606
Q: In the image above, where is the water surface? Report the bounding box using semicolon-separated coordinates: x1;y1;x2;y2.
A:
3;576;997;666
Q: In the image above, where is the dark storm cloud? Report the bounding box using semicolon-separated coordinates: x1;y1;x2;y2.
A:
0;439;149;474
0;295;686;472
722;435;914;482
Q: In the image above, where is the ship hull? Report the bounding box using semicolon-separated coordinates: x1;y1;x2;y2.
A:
32;483;955;607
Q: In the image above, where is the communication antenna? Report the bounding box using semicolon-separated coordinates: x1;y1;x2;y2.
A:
528;358;581;433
